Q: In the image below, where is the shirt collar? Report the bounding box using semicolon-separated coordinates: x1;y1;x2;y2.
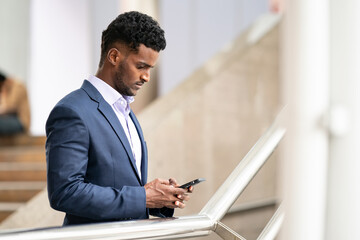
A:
87;75;134;114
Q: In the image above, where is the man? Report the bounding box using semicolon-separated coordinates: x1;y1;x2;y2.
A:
0;72;31;135
46;11;191;225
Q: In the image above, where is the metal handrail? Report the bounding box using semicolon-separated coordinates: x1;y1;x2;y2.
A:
257;204;284;240
200;122;285;221
0;119;285;240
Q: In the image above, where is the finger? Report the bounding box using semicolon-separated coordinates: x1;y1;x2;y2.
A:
188;186;194;192
167;185;187;195
168;178;178;186
157;178;170;185
176;193;189;200
175;200;186;209
176;194;182;199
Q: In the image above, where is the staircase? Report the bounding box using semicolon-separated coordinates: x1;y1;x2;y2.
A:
0;135;46;223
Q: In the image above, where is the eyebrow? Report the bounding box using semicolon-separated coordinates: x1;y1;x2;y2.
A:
138;62;154;68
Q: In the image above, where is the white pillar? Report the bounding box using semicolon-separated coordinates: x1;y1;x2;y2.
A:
326;0;360;239
29;0;120;135
279;0;329;239
29;0;92;135
0;0;29;82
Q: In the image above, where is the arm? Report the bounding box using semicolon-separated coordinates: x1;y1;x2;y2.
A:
0;80;25;115
46;104;146;221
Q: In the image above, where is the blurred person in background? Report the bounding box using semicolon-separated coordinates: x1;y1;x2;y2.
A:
0;71;31;135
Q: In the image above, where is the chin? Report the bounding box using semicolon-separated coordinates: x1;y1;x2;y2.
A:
130;89;138;96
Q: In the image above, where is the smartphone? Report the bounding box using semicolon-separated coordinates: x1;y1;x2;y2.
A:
179;178;206;189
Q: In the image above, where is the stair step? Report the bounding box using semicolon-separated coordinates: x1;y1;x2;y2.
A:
0;203;25;222
0;202;24;211
0;146;45;163
0;162;46;181
0;181;46;202
0;162;45;170
0;171;46;181
0;162;46;171
0;135;47;223
0;202;23;221
0;181;46;190
0;211;12;222
0;135;46;147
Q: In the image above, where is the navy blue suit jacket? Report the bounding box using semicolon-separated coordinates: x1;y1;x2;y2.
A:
46;80;173;225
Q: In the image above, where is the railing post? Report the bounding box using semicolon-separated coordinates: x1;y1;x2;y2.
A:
214;221;247;240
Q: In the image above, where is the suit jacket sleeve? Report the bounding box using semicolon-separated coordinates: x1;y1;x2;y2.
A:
46;104;146;221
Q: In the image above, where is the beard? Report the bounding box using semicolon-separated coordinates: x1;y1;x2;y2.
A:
114;61;135;96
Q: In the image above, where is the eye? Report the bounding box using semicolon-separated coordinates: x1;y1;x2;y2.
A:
137;65;145;69
136;63;152;70
136;63;149;69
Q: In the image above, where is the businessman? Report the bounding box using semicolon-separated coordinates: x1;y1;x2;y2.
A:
46;11;191;225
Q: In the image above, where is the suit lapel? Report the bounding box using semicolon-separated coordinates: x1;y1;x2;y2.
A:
81;80;142;184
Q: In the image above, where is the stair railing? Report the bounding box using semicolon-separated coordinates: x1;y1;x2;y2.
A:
0;115;285;240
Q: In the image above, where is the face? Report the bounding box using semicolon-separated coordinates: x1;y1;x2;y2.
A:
113;44;159;96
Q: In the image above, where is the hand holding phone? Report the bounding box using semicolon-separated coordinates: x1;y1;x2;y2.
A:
179;178;206;189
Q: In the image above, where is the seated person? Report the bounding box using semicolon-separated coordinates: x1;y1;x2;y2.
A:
0;71;31;135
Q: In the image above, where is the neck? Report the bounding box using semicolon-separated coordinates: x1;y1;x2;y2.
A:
95;66;112;85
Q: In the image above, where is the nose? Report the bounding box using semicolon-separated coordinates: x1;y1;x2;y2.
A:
140;72;150;82
140;73;150;82
140;70;150;82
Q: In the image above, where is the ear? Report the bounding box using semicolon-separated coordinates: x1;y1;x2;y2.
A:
107;48;121;66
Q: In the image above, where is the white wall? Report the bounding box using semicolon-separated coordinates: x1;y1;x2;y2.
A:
89;0;120;71
0;0;30;82
158;0;268;95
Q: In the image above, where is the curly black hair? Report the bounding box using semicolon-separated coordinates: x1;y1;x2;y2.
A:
99;11;166;67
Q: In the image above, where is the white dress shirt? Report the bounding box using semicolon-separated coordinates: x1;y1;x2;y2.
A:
88;75;142;179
